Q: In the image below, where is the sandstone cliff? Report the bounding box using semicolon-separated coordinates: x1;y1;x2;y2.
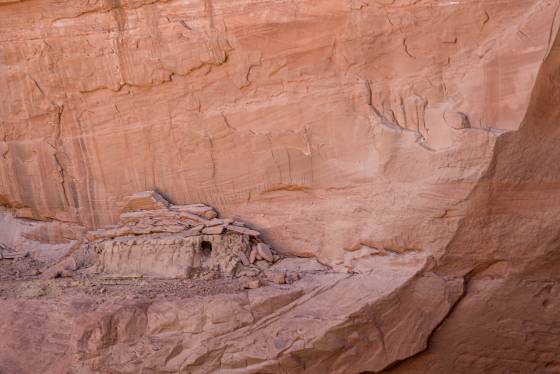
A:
1;0;560;373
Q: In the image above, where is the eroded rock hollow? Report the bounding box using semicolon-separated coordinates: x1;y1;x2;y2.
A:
1;0;560;373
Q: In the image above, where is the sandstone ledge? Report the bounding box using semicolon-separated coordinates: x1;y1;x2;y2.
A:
0;259;462;374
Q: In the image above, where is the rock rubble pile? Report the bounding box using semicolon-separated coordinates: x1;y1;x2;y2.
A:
85;191;282;280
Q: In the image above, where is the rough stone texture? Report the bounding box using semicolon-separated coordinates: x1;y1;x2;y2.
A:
96;233;250;278
1;0;556;266
86;192;273;278
1;0;560;373
0;262;462;374
119;190;170;212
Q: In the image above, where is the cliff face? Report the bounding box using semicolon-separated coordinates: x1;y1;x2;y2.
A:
1;0;560;373
2;0;556;263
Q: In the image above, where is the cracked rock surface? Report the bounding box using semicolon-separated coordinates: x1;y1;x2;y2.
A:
0;257;462;374
1;0;560;373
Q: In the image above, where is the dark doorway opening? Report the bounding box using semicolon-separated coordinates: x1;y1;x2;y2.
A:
201;241;212;257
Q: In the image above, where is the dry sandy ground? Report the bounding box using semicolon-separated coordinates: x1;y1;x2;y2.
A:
0;255;257;301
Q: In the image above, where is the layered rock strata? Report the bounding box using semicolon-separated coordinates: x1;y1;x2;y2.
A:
1;0;560;373
87;191;275;278
0;190;463;373
0;259;462;374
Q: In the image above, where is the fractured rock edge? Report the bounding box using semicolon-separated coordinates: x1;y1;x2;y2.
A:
0;191;466;373
0;259;464;374
65;190;282;280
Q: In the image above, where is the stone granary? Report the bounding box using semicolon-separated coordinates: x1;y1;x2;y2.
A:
85;191;277;278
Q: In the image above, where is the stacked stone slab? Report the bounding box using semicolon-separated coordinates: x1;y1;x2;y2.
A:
85;191;276;278
0;242;28;260
0;242;9;255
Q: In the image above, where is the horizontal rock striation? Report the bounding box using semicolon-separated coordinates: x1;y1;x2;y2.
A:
95;233;251;278
1;0;560;373
87;191;273;278
0;261;462;374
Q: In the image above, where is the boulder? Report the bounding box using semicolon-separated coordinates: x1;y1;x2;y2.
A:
256;243;274;262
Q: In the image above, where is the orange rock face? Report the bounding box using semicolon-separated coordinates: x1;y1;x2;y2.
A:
1;0;560;372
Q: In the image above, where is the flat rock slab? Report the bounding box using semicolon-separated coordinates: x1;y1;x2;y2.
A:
271;257;331;272
0;260;462;374
120;191;170;213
